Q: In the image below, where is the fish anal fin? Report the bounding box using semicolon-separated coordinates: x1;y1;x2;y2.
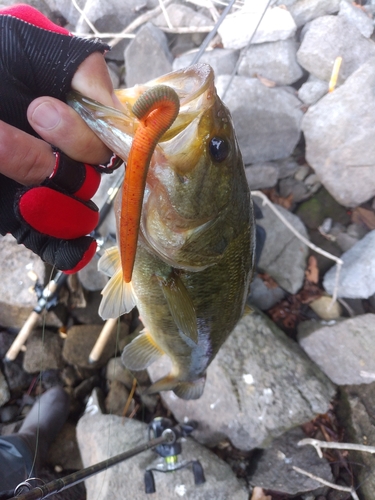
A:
122;331;164;371
173;376;206;400
98;246;121;277
159;271;198;344
98;252;137;319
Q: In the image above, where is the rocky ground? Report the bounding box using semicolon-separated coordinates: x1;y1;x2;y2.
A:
1;0;375;499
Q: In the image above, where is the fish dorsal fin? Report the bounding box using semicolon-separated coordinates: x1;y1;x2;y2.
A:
122;330;164;370
158;271;198;344
98;247;137;319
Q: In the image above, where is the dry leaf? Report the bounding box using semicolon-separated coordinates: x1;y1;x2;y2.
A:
256;74;276;88
351;206;375;230
305;255;319;284
262;188;294;210
251;487;272;500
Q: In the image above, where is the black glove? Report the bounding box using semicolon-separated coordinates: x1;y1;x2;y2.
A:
0;5;121;273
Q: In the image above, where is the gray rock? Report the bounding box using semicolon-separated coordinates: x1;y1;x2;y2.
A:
323;231;375;299
338;0;374;38
105;380;133;416
0;234;59;329
106;356;135;389
148;311;335;451
238;38;303;86
274;157;300;179
23;329;64;373
78;256;108;292
279;177;309;203
77;412;248;500
245;164;279;190
3;360;33;395
63;322;129;368
124;23;173;87
0;370;10;407
216;76;303;164
279;0;341;27
297;16;375;84
302;58;375;207
298;75;328;105
248;274;287;311
248;428;333;495
255;201;309;294
153;3;212;29
337;384;375;500
298;314;375;385
218;4;297;50
173;48;239;76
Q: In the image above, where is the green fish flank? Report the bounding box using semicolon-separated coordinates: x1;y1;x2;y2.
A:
68;63;255;400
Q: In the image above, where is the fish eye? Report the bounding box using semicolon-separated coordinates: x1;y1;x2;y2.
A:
209;137;230;163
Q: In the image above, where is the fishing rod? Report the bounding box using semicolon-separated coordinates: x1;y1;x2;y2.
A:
4;170;124;363
8;426;175;500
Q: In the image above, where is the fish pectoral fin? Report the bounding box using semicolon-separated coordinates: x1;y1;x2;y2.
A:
145;375;206;400
144;375;179;395
158;271;198;344
98;248;137;319
121;331;164;370
173;377;206;400
98;246;121;277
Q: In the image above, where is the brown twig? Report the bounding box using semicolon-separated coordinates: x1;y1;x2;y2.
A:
292;466;360;500
298;438;375;458
122;378;137;418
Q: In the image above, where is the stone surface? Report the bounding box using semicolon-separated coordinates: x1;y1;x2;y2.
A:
216;76;303;164
302;58;375;207
77;412;249;500
78;256;108;292
338;0;374;38
255;201;309;294
238;38;303;86
323;231;375;299
248;274;286;311
173;48;239;76
0;369;10;407
63;322;129;369
23;329;64;373
298;314;375;385
148;311;335;451
0;234;50;329
124;22;173;87
309;296;342;321
297;15;375;85
248;428;333;495
280;0;341;27
337;383;375;500
245;164;279;190
105;380;133;416
153;3;212;30
298;75;328;105
219;3;296;50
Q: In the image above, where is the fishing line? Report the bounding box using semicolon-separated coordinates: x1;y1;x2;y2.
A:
190;0;237;65
222;0;273;100
28;264;56;482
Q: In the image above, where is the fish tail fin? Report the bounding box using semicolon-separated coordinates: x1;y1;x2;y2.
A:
98;246;137;319
121;330;164;370
146;374;206;400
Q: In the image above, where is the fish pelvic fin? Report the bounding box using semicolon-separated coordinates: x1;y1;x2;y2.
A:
98;246;137;320
146;375;206;400
121;330;164;370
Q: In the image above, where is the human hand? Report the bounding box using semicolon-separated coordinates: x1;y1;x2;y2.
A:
0;5;123;273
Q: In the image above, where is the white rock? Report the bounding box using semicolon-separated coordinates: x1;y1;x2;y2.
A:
218;4;296;50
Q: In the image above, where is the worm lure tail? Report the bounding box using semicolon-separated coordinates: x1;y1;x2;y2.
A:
120;85;180;283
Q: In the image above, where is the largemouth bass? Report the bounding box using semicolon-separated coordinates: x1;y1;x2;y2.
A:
69;63;255;400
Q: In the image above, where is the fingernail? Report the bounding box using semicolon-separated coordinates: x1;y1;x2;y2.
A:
31;102;61;129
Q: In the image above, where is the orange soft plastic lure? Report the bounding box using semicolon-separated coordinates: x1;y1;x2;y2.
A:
120;85;180;283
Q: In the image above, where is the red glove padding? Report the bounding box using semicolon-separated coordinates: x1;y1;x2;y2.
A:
0;5;121;272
